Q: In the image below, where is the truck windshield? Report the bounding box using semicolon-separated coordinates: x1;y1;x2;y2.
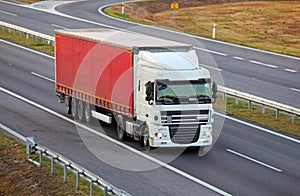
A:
156;80;211;105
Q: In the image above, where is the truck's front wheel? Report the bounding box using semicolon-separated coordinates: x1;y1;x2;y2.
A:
142;126;154;151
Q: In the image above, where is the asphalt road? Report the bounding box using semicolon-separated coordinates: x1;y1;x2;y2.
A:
1;34;300;195
1;0;300;195
0;0;299;108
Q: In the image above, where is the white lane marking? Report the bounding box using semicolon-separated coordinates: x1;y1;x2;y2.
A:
0;87;231;196
0;123;26;142
195;47;228;56
284;69;297;73
249;60;278;69
200;64;223;71
0;10;17;16
51;23;67;29
31;72;55;83
216;112;300;144
227;149;282;172
291;88;300;93
0;39;54;59
233;56;244;60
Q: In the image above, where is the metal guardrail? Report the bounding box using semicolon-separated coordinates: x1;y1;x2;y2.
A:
0;21;54;45
218;86;300;123
26;137;130;196
1;21;299;123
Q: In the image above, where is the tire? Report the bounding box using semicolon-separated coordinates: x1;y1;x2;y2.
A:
116;116;127;141
84;102;92;124
78;100;85;122
71;98;78;119
191;146;210;156
142;126;154;151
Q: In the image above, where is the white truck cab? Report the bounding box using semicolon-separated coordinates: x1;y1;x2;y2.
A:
135;48;216;149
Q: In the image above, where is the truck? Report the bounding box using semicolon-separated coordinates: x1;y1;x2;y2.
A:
55;28;217;151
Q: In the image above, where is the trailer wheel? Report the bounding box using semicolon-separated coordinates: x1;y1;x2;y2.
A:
84;102;92;124
116;116;127;141
78;100;85;122
71;98;78;119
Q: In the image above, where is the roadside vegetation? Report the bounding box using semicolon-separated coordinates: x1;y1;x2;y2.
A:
214;95;300;138
0;131;103;195
106;0;300;57
0;28;54;56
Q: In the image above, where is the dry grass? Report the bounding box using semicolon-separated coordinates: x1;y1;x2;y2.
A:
0;131;103;195
107;1;300;57
214;95;300;138
0;28;54;56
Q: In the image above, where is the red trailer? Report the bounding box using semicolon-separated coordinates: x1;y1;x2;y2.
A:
55;29;134;120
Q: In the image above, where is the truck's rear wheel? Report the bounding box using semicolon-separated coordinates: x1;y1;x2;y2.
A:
116;116;127;141
84;102;92;123
78;100;85;122
71;98;77;119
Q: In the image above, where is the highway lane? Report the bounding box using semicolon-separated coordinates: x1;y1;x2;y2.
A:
57;0;300;107
0;1;300;108
0;0;299;108
1;37;300;195
0;41;220;195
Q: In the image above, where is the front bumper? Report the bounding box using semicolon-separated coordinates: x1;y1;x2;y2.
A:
148;124;213;148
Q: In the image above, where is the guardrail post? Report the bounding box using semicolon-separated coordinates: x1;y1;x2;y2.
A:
291;114;295;124
223;92;226;101
39;149;43;167
262;105;265;114
104;186;108;196
248;100;252;109
64;164;68;183
76;171;82;190
235;98;239;105
90;179;97;196
51;157;57;175
276;109;280;119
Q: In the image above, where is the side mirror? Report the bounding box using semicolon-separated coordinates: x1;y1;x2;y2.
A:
212;82;218;100
145;81;154;105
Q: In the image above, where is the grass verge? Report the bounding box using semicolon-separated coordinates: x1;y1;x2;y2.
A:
0;28;54;56
0;131;103;195
214;94;300;138
105;0;300;57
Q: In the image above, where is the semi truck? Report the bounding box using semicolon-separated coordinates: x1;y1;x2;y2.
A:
55;28;217;150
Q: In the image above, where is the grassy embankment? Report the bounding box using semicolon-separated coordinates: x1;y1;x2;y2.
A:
0;131;103;195
106;0;300;57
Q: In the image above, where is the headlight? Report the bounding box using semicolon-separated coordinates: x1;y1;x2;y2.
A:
204;130;212;137
155;133;167;138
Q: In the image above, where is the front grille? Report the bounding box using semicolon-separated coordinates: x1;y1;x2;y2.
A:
161;110;209;144
169;125;200;144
